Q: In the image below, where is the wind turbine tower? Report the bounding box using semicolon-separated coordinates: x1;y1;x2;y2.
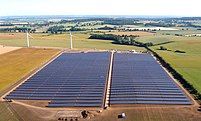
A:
70;31;73;49
26;29;34;48
26;30;30;47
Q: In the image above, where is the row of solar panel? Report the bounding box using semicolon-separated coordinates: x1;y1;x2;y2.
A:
48;103;102;107
110;101;191;105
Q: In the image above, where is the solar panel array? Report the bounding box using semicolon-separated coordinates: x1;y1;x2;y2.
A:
110;53;191;105
5;52;110;107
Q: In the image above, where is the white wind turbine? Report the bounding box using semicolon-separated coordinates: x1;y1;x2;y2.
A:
69;31;73;49
26;29;34;47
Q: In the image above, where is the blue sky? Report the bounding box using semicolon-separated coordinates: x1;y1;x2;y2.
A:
0;0;200;16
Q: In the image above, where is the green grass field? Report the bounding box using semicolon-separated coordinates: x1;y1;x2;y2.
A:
136;35;172;44
0;32;145;51
140;35;201;93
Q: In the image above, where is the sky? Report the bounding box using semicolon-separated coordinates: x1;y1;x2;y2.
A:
0;0;200;17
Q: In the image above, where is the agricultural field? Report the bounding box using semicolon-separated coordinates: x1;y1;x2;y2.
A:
0;32;145;51
136;35;173;45
0;48;60;92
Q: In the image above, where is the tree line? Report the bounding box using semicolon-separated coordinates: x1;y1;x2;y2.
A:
89;34;153;47
0;27;34;33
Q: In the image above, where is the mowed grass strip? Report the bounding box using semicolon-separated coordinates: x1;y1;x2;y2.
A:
0;33;145;51
0;48;60;92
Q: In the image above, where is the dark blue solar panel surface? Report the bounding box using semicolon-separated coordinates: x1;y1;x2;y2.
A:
110;53;191;105
5;52;110;107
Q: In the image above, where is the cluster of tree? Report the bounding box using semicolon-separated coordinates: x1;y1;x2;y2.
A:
98;26;115;30
46;25;88;34
0;27;34;33
58;18;138;25
89;34;118;40
175;34;183;36
103;18;138;25
147;47;201;100
159;46;167;50
145;22;175;27
69;27;86;31
34;23;50;27
79;22;103;27
175;50;186;53
89;34;153;47
47;25;66;34
0;23;14;26
125;28;158;32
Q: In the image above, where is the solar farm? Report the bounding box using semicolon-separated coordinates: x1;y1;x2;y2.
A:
3;51;192;108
